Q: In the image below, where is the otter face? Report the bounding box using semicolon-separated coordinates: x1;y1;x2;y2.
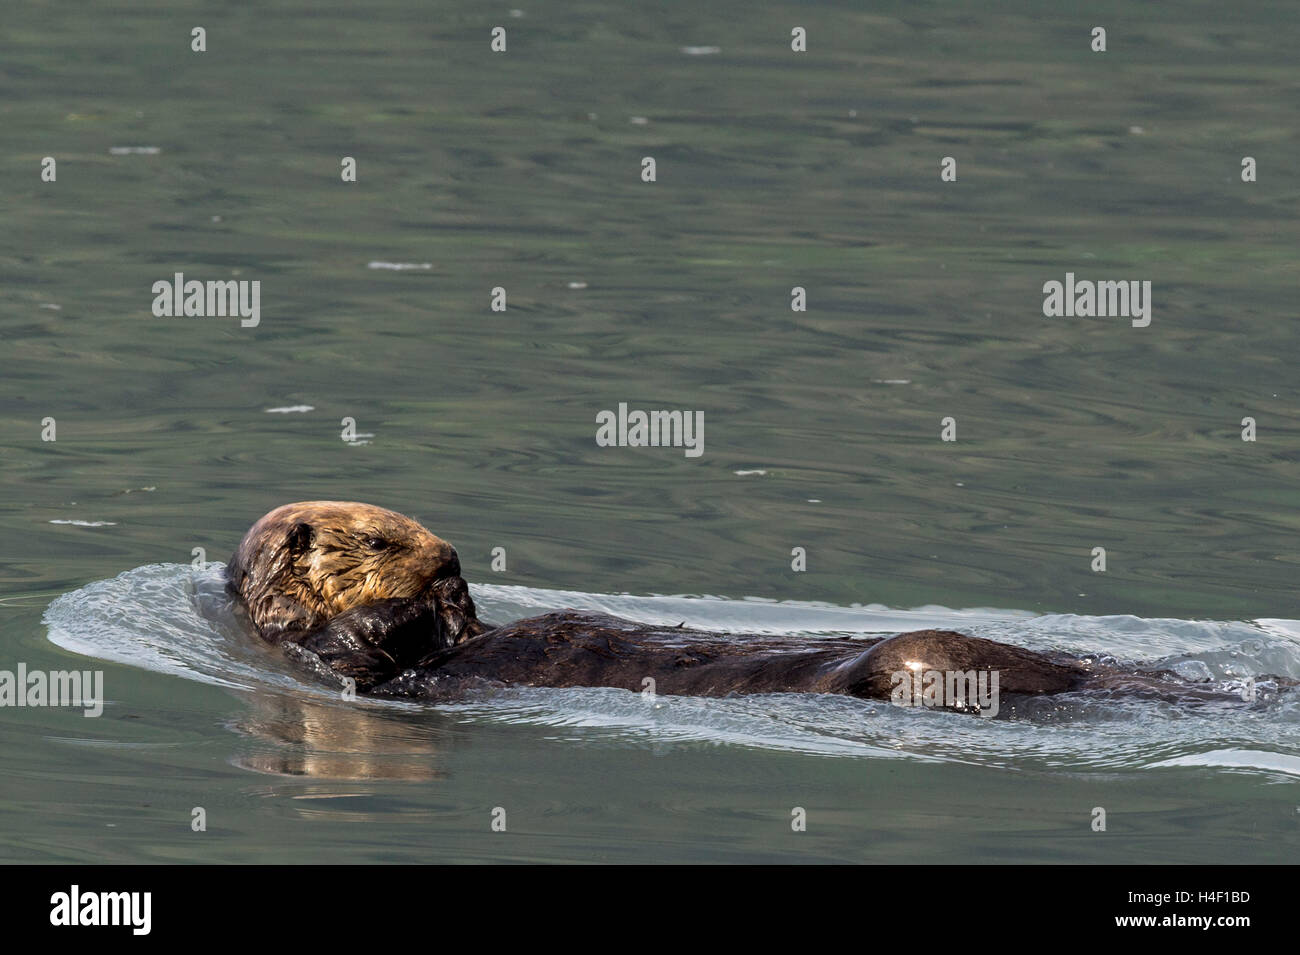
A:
228;501;464;642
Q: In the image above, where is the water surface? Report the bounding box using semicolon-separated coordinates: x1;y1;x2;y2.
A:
3;0;1299;862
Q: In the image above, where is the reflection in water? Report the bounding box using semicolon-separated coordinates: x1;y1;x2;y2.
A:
229;689;459;780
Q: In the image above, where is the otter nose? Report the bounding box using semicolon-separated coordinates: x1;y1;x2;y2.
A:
435;547;462;580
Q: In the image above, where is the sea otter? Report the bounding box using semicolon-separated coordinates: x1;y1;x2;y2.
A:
226;501;1289;710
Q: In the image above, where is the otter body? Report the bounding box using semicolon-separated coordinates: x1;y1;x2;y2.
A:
227;502;1285;710
363;613;1092;703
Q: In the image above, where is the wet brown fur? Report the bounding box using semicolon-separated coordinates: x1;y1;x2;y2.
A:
227;502;1293;707
227;501;470;642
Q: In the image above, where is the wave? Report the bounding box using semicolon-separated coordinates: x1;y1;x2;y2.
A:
42;563;1300;774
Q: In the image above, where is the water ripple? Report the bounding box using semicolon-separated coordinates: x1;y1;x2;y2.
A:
42;563;1300;777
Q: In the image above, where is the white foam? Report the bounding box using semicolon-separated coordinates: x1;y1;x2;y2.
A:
1148;749;1300;776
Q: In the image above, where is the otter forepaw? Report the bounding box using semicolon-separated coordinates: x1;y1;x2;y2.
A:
286;595;446;691
281;642;354;690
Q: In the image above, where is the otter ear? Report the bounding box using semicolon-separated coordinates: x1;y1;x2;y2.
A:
286;522;315;554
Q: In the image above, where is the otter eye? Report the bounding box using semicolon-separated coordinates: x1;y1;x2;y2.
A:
365;537;391;552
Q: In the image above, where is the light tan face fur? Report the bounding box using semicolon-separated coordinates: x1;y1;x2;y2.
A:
229;501;461;640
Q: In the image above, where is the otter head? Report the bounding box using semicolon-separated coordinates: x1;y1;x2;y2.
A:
227;501;473;642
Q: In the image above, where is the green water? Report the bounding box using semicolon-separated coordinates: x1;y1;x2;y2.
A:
3;0;1299;863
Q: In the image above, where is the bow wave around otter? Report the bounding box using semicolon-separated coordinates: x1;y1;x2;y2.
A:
224;502;1297;713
